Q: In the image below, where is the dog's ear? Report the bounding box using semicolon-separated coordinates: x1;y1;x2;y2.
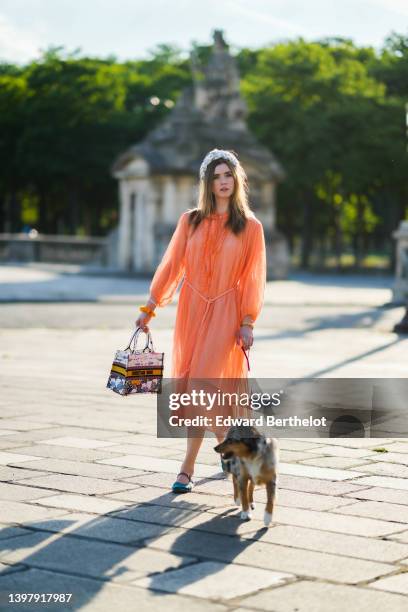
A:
244;437;259;453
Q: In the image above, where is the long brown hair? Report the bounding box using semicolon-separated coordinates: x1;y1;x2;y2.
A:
189;153;251;234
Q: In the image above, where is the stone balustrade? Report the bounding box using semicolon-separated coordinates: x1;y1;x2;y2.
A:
0;233;109;266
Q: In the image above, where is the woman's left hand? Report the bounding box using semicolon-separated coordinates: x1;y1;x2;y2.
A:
236;326;253;350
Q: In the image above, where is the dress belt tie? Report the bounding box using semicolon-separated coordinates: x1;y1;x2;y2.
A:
184;279;238;322
183;279;250;371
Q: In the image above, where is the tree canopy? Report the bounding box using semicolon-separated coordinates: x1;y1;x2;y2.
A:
1;33;407;270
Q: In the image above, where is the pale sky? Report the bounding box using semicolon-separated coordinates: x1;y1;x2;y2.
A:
0;0;407;64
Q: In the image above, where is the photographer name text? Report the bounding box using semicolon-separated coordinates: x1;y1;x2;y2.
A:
168;415;327;428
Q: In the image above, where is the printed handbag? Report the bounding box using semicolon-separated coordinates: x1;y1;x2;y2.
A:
106;327;164;395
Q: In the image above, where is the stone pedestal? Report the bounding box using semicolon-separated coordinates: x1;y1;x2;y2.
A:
392;220;408;334
392;220;408;303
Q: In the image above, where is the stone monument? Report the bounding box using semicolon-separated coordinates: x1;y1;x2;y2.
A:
112;30;289;278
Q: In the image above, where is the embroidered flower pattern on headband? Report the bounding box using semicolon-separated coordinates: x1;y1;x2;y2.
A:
199;149;239;180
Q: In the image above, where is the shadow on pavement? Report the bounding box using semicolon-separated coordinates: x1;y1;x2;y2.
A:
0;483;265;609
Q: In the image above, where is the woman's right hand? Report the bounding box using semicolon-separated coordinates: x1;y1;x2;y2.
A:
135;312;151;332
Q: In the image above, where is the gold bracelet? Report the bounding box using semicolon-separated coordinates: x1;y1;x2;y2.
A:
241;322;254;329
139;306;156;317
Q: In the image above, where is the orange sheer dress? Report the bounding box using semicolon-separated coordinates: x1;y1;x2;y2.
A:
150;210;266;381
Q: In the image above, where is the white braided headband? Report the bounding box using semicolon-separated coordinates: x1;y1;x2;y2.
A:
199;149;239;180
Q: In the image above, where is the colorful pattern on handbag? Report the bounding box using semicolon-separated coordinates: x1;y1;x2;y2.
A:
107;328;164;395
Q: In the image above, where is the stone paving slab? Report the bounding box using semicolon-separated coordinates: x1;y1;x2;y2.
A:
380;442;408;453
0;406;35;416
0;420;57;431
276;449;324;462
102;443;179;457
27;426;131;441
0;523;33;541
252;488;355;511
10;457;148;480
27;511;173;544
276;475;370;496
16;474;137;496
176;511;266;537
40;436;118;449
112;434;185;448
0;440;34;451
96;455;222;478
389;531;408;543
298;456;373;469
110;504;251;534
0;567;228;612
0;530;198;582
5;443;125;462
0;429;21;437
31;493;133;515
0;501;69;524
134;561;293;599
365;452;408;464
302;445;381;458
271;505;404;537
0;429;74;445
0;451;44;465
236;580;408;612
0;562;26;576
105;486;232;509
344;486;408;505
355;462;408;477
241;524;408;563
278;462;367;480
121;472;232;494
311;438;393;448
369;572;408;595
0;466;50;481
0;482;59;502
143;527;395;583
335;500;408;523
351;476;408;491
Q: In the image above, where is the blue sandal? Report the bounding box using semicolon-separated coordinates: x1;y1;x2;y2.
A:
172;471;194;494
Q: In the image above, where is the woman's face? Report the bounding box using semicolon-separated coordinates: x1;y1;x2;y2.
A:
211;162;235;199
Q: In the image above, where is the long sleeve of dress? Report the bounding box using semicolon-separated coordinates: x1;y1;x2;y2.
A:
238;219;266;323
149;212;189;307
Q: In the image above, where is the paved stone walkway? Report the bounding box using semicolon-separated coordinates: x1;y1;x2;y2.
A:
0;264;407;610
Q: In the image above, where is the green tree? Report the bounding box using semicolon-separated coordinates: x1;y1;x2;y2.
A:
240;36;407;268
0;45;191;235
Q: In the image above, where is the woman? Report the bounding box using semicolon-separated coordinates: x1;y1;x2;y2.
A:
135;148;266;492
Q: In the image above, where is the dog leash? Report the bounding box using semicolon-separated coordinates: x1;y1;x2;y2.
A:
241;347;250;372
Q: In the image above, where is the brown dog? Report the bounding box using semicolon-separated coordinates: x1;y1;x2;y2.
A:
214;425;278;526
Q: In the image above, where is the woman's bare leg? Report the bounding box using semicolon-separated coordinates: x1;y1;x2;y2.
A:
215;432;226;443
176;427;205;484
215;427;228;443
175;427;228;484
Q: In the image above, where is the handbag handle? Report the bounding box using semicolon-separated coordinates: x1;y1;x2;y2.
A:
125;327;155;353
